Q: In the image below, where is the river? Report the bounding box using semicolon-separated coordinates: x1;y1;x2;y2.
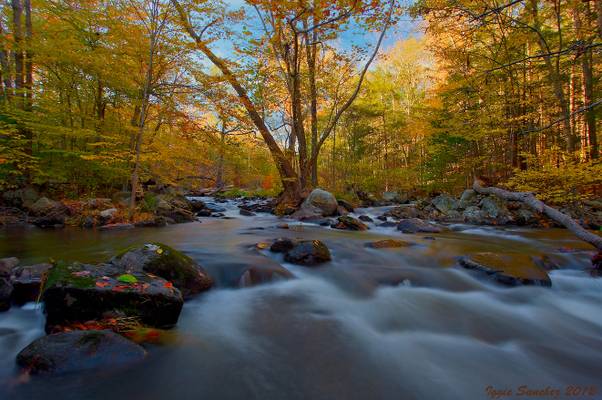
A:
1;198;601;399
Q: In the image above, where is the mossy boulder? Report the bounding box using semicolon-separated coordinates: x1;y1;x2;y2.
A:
112;243;213;299
16;330;146;374
458;253;551;287
43;262;183;332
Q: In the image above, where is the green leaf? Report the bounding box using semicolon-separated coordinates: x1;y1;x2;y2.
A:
117;274;138;284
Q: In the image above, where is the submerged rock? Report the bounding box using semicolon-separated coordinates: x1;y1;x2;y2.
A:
358;215;373;223
284;240;332;266
331;216;369;231
99;223;135;231
397;218;442;234
238;265;294;287
196;209;212;217
239;208;255;216
112;243;213;299
43;262;184;331
366;239;414;249
458;253;551;287
16;330;146;374
134;216;172;228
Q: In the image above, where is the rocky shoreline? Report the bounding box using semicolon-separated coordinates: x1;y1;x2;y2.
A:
2;185;601;232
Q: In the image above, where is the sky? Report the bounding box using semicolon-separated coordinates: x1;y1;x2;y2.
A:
213;0;423;58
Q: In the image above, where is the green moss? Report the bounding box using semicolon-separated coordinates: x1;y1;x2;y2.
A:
115;244;141;258
44;261;96;291
146;243;195;281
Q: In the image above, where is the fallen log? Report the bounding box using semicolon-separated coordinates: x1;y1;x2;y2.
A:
473;178;602;251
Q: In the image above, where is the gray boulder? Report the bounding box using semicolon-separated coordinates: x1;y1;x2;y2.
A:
303;189;338;216
431;194;458;214
28;197;67;217
479;196;509;219
458;189;478;208
99;208;118;220
463;206;483;223
397;218;442;234
2;186;39;208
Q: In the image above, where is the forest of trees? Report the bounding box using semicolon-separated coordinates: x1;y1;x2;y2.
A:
0;0;600;208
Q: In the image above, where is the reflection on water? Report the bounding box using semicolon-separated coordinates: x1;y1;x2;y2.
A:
1;198;601;400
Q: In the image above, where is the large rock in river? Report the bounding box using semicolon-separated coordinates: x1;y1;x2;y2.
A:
284;240;332;266
111;243;213;299
16;330;146;374
331;216;369;231
458;253;551;287
302;189;338;216
43;261;184;331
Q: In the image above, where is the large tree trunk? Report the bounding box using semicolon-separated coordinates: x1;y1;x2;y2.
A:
529;0;573;152
305;11;319;187
473;178;602;251
24;0;32;111
172;0;302;207
215;124;226;190
0;20;13;101
11;0;24;107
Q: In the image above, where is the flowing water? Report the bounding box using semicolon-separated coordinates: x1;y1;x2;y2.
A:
1;198;601;400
